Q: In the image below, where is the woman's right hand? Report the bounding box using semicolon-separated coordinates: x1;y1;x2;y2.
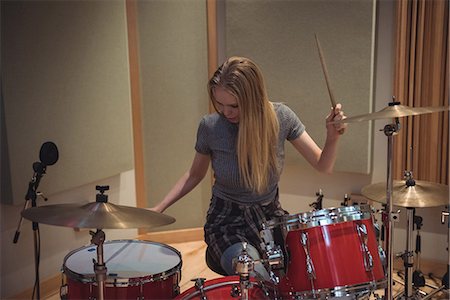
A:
146;206;163;213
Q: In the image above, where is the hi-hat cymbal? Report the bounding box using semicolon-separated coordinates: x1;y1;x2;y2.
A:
21;202;175;229
361;180;449;208
331;104;449;124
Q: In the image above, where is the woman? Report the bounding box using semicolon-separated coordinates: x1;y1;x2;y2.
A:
151;56;346;279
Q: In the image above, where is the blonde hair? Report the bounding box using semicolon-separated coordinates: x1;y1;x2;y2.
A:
208;56;280;194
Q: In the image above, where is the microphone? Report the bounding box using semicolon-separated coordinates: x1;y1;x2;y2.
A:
39;141;59;166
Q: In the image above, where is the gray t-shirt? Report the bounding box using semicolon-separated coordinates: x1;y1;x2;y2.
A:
195;102;305;204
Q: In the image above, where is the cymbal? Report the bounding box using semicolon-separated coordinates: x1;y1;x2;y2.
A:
331;104;449;124
361;180;449;208
21;202;175;229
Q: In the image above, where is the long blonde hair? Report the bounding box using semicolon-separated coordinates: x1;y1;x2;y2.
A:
208;56;280;194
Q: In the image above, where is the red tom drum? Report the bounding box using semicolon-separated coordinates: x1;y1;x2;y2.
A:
269;204;386;299
175;276;275;300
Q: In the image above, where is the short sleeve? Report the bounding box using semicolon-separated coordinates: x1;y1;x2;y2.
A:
280;104;305;141
195;116;211;154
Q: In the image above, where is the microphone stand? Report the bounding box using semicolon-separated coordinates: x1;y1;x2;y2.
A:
15;162;47;299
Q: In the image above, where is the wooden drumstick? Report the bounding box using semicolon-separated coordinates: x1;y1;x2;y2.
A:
314;33;337;109
315;34;345;134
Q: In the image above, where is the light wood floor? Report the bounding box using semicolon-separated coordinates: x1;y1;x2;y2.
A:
41;240;448;299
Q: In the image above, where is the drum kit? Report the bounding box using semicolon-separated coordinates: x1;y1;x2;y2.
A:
19;101;448;300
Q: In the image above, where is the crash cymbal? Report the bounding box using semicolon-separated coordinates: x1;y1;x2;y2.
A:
361;180;449;208
21;202;175;229
331;104;449;124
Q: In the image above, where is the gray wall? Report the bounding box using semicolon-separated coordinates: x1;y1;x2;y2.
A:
136;0;212;230
224;0;375;174
1;0;134;205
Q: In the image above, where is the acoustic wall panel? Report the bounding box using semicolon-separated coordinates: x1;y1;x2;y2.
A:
2;1;134;205
224;0;375;174
137;0;211;230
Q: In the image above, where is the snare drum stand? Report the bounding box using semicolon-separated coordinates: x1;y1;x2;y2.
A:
233;242;254;300
90;229;107;300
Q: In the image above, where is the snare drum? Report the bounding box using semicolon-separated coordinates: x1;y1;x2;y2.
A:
175;276;274;300
270;205;386;299
61;240;182;299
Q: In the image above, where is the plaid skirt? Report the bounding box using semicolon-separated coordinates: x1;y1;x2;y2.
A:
204;191;287;265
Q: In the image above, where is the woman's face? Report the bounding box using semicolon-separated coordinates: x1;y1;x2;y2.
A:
213;86;240;123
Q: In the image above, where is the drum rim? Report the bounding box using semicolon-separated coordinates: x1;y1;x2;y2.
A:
62;239;182;285
286;278;387;298
267;204;374;231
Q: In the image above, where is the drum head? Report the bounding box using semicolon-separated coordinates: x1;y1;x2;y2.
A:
63;240;181;282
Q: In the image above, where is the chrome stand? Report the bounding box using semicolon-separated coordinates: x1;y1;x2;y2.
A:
421;210;449;299
90;229;106;300
382;120;400;300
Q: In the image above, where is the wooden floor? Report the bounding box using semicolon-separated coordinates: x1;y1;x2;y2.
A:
41;240;448;299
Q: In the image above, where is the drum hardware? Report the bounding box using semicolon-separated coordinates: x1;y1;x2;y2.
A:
393;207;425;300
232;242;254;300
356;223;375;272
309;189;324;211
191;278;207;300
418;209;450;300
90;228;107;300
260;223;284;283
411;214;425;288
341;194;351;207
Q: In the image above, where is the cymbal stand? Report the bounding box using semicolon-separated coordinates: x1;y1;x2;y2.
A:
412;213;425;288
421;209;449;300
382;111;401;300
395;207;424;299
90;229;106;300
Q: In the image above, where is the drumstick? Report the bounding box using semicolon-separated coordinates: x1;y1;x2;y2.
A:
314;34;337;109
315;34;345;134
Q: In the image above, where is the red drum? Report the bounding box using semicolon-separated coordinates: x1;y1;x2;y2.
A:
175;276;274;300
61;240;182;299
271;205;386;299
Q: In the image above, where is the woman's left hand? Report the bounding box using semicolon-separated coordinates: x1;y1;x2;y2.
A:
326;103;347;136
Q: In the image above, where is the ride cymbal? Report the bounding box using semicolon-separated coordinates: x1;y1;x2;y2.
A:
21;202;175;229
331;105;449;124
361;180;449;208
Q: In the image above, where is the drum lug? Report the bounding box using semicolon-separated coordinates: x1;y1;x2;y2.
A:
173;283;181;297
192;278;208;300
356;223;374;271
60;284;68;300
300;232;316;280
230;284;240;298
